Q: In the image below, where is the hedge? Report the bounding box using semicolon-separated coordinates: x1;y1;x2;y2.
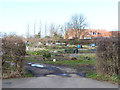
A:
2;36;26;78
95;37;120;77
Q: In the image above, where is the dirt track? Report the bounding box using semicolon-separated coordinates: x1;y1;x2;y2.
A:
25;62;80;77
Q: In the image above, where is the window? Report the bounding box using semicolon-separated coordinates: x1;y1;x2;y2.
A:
94;32;98;35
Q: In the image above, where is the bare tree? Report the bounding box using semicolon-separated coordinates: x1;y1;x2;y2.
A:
62;23;72;39
34;22;36;37
45;22;47;37
54;25;63;39
49;23;56;37
38;21;42;38
67;14;88;39
64;23;69;39
26;23;29;38
57;24;65;37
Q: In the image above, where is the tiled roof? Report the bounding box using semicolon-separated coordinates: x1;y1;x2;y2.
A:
64;29;113;39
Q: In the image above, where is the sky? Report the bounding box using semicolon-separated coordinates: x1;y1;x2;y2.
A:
0;0;119;37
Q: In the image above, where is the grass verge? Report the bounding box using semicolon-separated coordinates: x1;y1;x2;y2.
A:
86;73;119;84
23;69;34;77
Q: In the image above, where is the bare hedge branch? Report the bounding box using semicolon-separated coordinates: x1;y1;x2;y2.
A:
95;36;119;77
2;35;26;78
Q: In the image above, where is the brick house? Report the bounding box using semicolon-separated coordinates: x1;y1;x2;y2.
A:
110;31;120;37
64;29;113;39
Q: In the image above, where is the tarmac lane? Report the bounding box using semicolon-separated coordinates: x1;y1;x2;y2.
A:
2;63;119;88
2;75;118;88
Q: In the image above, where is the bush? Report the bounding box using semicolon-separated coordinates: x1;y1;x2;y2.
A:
2;35;26;78
65;48;74;53
95;37;119;77
26;50;49;56
43;52;51;60
64;39;92;45
58;51;63;53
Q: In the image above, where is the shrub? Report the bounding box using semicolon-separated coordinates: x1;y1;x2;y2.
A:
64;39;92;45
26;50;49;56
58;51;63;53
95;37;119;77
2;35;26;78
26;51;32;55
65;48;74;53
43;52;51;60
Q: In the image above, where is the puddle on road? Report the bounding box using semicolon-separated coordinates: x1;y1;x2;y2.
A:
56;74;70;77
55;66;60;69
76;73;86;77
28;62;60;69
44;66;60;70
35;64;44;68
4;82;12;85
31;64;36;67
27;63;32;65
29;63;44;68
44;67;56;69
27;62;86;78
55;73;86;77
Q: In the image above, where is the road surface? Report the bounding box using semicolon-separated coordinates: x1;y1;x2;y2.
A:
2;75;118;88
